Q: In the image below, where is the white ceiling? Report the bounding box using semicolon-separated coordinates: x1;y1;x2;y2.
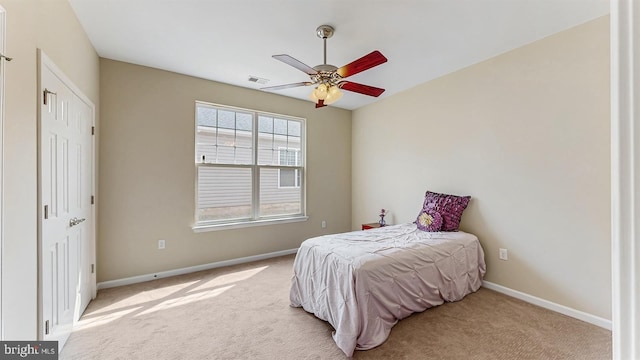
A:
68;0;609;110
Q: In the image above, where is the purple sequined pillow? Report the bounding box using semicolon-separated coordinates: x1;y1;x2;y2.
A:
419;191;471;231
415;209;443;232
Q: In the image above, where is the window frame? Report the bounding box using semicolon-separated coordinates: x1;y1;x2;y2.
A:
193;101;307;232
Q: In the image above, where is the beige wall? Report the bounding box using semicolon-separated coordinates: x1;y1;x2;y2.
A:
352;17;610;319
98;59;351;282
0;0;99;339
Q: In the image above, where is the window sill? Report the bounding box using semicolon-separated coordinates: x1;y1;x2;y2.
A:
192;215;309;233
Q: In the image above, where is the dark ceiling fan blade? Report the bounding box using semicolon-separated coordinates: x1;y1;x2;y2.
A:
261;82;313;91
339;81;385;97
272;54;318;75
336;50;387;78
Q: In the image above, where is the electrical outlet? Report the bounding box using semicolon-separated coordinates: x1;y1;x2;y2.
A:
158;239;166;250
499;248;508;260
321;220;327;228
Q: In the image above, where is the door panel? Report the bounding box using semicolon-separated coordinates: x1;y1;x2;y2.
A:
73;96;93;314
41;67;75;347
40;53;95;350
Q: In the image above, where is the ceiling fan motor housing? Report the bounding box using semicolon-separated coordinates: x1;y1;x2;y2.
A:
311;65;342;88
313;64;337;72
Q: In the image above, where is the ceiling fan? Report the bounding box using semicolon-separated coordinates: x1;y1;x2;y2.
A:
261;25;388;108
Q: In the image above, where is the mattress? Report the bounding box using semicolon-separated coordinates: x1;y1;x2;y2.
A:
290;223;486;357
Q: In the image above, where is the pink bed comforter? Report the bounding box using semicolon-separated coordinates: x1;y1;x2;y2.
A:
290;223;486;357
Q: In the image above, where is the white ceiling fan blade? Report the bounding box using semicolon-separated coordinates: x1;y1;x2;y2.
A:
272;54;318;75
261;82;313;91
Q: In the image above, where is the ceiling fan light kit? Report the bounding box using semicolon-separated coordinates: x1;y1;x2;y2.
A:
262;24;387;108
309;83;343;105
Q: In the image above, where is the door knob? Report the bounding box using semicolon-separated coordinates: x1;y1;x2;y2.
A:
69;217;86;227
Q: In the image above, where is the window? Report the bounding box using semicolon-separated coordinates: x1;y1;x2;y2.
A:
194;102;306;229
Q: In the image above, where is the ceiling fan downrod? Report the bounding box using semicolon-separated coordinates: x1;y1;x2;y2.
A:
316;25;334;65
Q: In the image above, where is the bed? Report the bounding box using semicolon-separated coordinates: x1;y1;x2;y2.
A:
290;222;486;357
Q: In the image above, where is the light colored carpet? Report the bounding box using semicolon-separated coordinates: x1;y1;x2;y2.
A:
61;254;611;359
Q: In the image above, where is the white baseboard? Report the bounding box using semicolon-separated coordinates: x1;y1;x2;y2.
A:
482;281;611;330
97;248;298;290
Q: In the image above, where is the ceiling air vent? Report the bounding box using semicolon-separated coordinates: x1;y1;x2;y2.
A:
248;76;269;85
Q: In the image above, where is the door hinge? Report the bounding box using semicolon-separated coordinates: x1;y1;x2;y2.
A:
44;205;49;219
45;320;49;335
91;126;95;135
43;88;56;106
91;264;95;274
91;195;95;205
